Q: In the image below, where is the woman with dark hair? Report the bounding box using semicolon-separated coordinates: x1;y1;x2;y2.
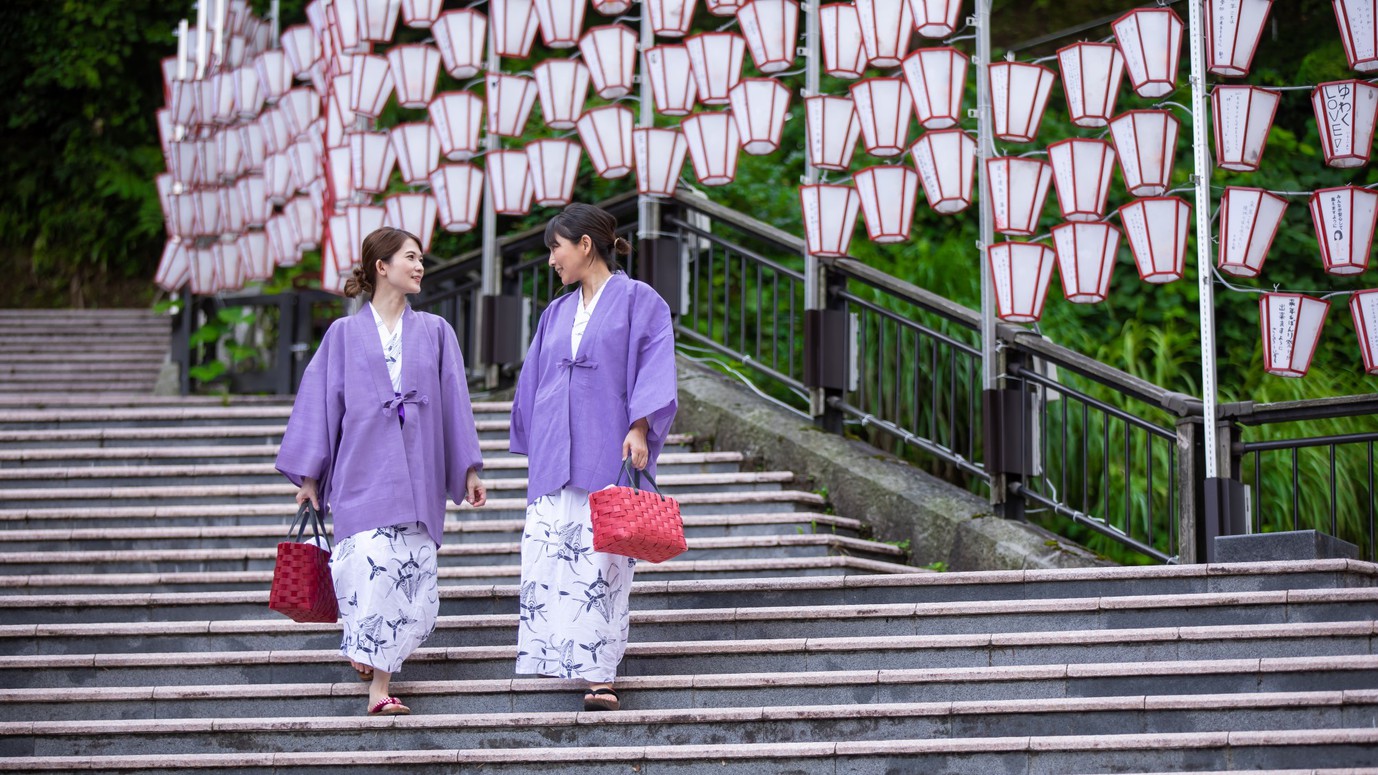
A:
276;227;488;716
509;203;679;711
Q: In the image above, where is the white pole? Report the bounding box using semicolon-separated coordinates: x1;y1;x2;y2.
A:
637;4;654;242
975;0;996;394
804;0;824;417
195;1;208;77
479;22;501;384
176;20;189;80
1187;0;1221;481
213;0;227;67
271;0;281;46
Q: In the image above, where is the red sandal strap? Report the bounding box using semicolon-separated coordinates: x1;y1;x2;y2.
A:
369;697;403;713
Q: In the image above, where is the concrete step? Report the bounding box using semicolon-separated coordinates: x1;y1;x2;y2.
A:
0;403;514;431
0;428;692;453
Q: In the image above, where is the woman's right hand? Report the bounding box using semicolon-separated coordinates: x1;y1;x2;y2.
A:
296;477;320;511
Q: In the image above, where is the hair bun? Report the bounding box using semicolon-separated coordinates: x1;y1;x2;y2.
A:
612;236;632;257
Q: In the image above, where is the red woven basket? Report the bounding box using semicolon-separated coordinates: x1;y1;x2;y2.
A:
590;462;687;563
269;503;339;623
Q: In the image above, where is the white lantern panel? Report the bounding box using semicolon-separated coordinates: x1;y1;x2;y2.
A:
1218;186;1288;278
854;166;920;243
261;106;292;155
729;78;792;155
534;59;591;130
486;74;538;137
219;184;246;235
431;163;485;232
402;0;444;28
737;0;800;75
235;63;266;118
805;96;861;172
391;122;442;186
331;0;367;54
645;46;698;117
384;193;438;252
350;54;394;119
990;62;1056;144
1261;293;1331;377
989;242;1057;323
849;78;912;157
430;91;485;160
580;25;638;99
492;0;542;58
1051;222;1120;304
345;204;387;267
265;152;296;205
327;144;354;204
907;0;964;38
985;157;1053;237
1206;0;1272;77
1108;110;1180;197
1118;197;1190;284
534;0;586;48
909;129;975;215
351;132;398;194
1058;43;1125;128
188;247;219;295
682;111;742;186
634;128;689;198
1313;79;1378;168
799;184;861;257
526;139;582;207
686;32;748;105
1212;85;1280;172
357;0;403;42
819;3;867;79
1310;185;1378;276
237;231;273;283
1112;8;1184;98
577;105;635;178
195;188;223;237
216;242;247;292
435;10;487;79
238;175;271;228
240;122;267;173
487;150;534;215
901;47;967;130
1048;138;1117;223
856;0;913;69
649;0;696;37
1349;289;1378;374
287;196;322;251
1336;0;1378;73
387;45;442;109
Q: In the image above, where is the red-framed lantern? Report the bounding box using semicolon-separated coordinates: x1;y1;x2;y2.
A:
240;122;267;174
487;149;534;216
1048;138;1117;223
188;247;219;295
170;80;199;131
210;71;237;125
435;10;487;79
1261;293;1331;377
577;105;635;178
402;0;444;28
197;138;223;186
1218;186;1288;278
1206;0;1272;77
907;0;964;39
327;144;354;203
645;45;698;117
580;25;638;99
384;192;438;251
686;32;748;105
1108;110;1180;198
729;78;791;155
1349;289;1378;374
267;212;299;268
854;166;919;243
168;140;199;187
648;0;696;37
390;122;441;186
901;47;967;130
387;45;441;109
592;0;632;14
239;230;273;283
256;50;292;106
215;241;246;292
237;175;271;229
344;203;387;265
989;242;1057;323
910;129;975;214
706;0;742;14
218;183;246;235
265;151;295;205
430;91;484;160
634;128;689;198
1117;197;1190;284
350;54;394;119
168;191;199;240
194;188;223;237
1058;43;1125;128
486;73;538;137
1112;8;1183;98
287;195;322;251
287;138;321;194
1051;222;1120;304
805;96;861;171
322;230;348;293
1313;79;1378;168
219;130;246;180
155;239;192;291
856;0;912;69
351;131;398;194
849;78;912;157
985;157;1053;237
235;64;265;119
989;62;1055;144
737;0;799;75
330;0;366;55
534;0;586;48
800;183;861;257
492;0;542;58
526;138;582;207
1212;85;1280;172
534;59;590;130
1335;0;1378;73
682;111;741;186
1310;185;1378;276
819;3;866;79
430;163;485;232
261;106;292;155
358;0;402;42
282;25;320;78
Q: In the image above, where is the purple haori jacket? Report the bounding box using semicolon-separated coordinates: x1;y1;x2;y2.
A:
275;304;484;546
509;273;678;504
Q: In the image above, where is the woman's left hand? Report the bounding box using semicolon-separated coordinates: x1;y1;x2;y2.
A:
465;468;487;508
623;423;649;470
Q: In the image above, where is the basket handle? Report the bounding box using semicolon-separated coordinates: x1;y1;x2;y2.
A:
616;458;666;498
287;501;332;551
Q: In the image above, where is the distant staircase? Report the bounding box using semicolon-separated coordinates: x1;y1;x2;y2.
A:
0;309;168;396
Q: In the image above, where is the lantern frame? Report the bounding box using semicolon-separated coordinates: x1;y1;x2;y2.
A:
985;157;1053;237
1260;293;1331;377
848;78;912;157
1349;289;1378;375
486;149;534;216
215;242;246;292
401;0;444;28
818;3;866;79
492;0;541;58
907;0;964;39
350;54;395;119
327;144;354;204
909;129;976;215
580;25;638;100
237;175;271;229
351;131;398;194
1111;8;1184;98
1335;0;1378;73
706;0;743;15
737;0;800;75
1051;221;1121;304
577;105;635;178
729;78;791;155
526;138;582;207
430;163;485;232
1211;84;1280;172
156;239;192;292
853;166;920;243
430;91;485;160
1057;42;1125;128
647;0;695;37
1217;186;1288;278
1205;0;1273;77
988;242;1057;323
434;10;487;79
533;59;590;130
1309;185;1378;276
634;128;689;198
855;0;912;69
235;62;266;118
901;47;968;130
344;203;387;266
681;111;741;186
390;122;441;186
486;73;538;137
387;44;442;110
1108;110;1181;198
644;45;698;117
238;231;273;283
799;183;861;258
989;62;1056;144
1117;196;1191;284
534;0;586;48
686;32;748;105
384;192;438;251
1312;79;1378;168
805;96;861;172
189;247;220;295
1048;138;1118;223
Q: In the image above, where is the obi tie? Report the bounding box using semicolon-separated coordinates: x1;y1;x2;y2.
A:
557;354;598;372
382;389;428;427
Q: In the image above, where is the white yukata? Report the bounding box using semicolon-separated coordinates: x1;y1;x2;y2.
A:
328;306;441;675
516;280;637;683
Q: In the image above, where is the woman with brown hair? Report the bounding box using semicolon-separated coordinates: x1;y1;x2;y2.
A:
277;227;488;716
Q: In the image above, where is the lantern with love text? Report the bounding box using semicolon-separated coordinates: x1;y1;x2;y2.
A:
819;4;866;79
1108;110;1180;197
647;0;696;37
1048;138;1117;223
1350;289;1378;374
800;184;861;257
1058;43;1124;128
1310;185;1378;276
430;91;484;160
1118;197;1190;284
856;0;912;69
682;111;741;186
384;193;438;252
430;163;485;232
645;46;697;116
989;242;1057;323
1112;8;1183;98
1206;0;1272;77
592;0;631;13
390;123;441;186
1052;222;1120;304
1212;85;1280;172
729;78;791;155
849;78;912;157
351;131;397;194
580;25;638;99
1313;79;1378;168
902;47;967;130
239;231;273;283
534;60;590;130
1261;293;1331;377
1218;186;1288;278
281;25;319;78
526;139;582;207
492;0;541;58
577;105;635;177
402;0;444;28
435;10;487;79
910;129;976;214
989;62;1055;143
686;32;747;105
986;157;1053;237
350;54;394;119
854;166;920;243
486;73;538;137
387;45;441;109
908;0;964;38
805;96;861;171
1335;0;1378;73
737;0;799;75
534;0;585;48
487;150;534;215
634;128;689;197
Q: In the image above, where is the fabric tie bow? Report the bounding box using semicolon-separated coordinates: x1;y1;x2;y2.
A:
382;389;429;426
558;354;598;371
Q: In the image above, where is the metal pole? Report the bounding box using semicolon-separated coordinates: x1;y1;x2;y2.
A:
975;0;996;395
270;0;280;45
195;0;208;77
637;6;654;241
1187;0;1221;481
803;0;824;418
478;27;501;386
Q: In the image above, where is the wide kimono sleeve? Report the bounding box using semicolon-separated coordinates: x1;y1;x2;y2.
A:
437;316;484;503
276;322;344;488
626;285;678;457
508;305;548;457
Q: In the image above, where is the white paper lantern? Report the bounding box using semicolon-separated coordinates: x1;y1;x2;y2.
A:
855;0;912;69
155;239;192;291
235;64;265;119
1206;0;1272;77
580;25;638;99
805;96;861;172
351;131;398;194
1261;293;1331;377
171;80;199;130
196;138;222;186
487;150;534;215
534;0;586;48
526;138;582;207
1058;42;1125;128
1117;196;1190;284
434;10;487;79
350;54;395;119
901;47;967;130
1211;85;1280;172
322;231;349;292
849;78;912;157
259;51;293;107
390;123;441;186
326;84;355;149
261;106;292;155
799;184;861;257
384;192;438;251
1051;222;1120;304
168;141;199;187
985;157;1053;237
430;92;485;160
634;128;689;198
195;188;223;237
387;45;442;109
577;105;635;177
239;122;267;174
648;0;696;37
1310;185;1378;276
706;0;742;15
237;231;273;282
1217;186;1288;278
327;144;353;203
215;242;246;292
686;32;748;105
219;130;246;180
989;242;1057;323
1112;8;1183;98
737;0;799;75
1349;289;1378;374
910;129;976;214
237;175;271;229
358;0;402;42
533;60;590;130
431;164;485;232
331;0;367;55
402;0;444;28
492;0;542;58
592;0;632;14
1335;0;1378;73
854;166;920;243
907;0;964;38
486;73;538;137
267;212;300;268
989;62;1056;144
287;139;321;195
1108;110;1180;197
287;195;322;251
345;203;387;265
819;3;866;79
188;247;219;295
210;71;237;125
168;192;199;239
1048;138;1117;223
217;185;245;237
1313;79;1378;168
682;111;741;186
264;152;295;205
645;45;698;117
729;78;791;155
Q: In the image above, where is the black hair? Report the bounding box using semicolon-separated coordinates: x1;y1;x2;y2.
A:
543;202;631;276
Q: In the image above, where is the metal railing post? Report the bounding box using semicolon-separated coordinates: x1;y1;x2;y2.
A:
1176;414;1208;563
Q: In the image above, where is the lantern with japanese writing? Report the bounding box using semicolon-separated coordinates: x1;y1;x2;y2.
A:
634;128;689;198
800;184;861;257
986;157;1052;237
1261;293;1331;377
351;131;397;194
430;91;484;160
534;60;590;130
1212;85;1280;171
819;3;866;79
908;0;964;38
402;0;444;28
580;25;637;99
1218;186;1288;278
534;0;585;48
486;73;538;137
1048;138;1117;222
910;129;976;214
487;150;534;215
1112;8;1183;98
1206;0;1272;77
1051;222;1119;304
1349;289;1378;374
805;96;860;172
856;0;912;69
645;46;697;116
1310;185;1378;276
390;123;441;186
1117;196;1190;284
682;111;741;186
989;242;1057;322
989;62;1055;144
430;163;484;232
577;105;635;178
384;193;437;252
526;139;581;207
350;54;395;119
737;0;799;75
1335;0;1378;72
492;0;541;58
1313;79;1378;168
648;0;696;37
1058;43;1124;128
387;45;441;109
435;10;487;79
902;47;967;129
1108;110;1180;197
854;166;919;243
729;78;791;155
686;32;747;105
849;78;912;157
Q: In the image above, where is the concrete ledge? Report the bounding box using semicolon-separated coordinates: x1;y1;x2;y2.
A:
674;358;1105;572
1216;530;1360;564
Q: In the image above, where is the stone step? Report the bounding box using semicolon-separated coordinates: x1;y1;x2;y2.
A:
0;428;692;452
0;353;173;365
0;403;514;431
1;691;1373;758
0;384;156;395
0;364;162;375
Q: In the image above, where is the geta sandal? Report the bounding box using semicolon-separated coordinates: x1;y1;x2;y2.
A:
582;687;620;711
368;696;410;716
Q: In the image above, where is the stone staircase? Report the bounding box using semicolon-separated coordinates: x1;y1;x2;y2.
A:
0;309;169;395
0;315;1376;773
